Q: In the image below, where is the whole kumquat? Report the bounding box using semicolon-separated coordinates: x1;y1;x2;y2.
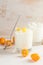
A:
21;49;29;57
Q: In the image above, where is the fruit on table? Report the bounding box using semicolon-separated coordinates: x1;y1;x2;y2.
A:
0;37;6;45
16;28;21;31
31;53;40;61
5;37;15;46
0;37;15;46
6;40;13;46
21;49;29;57
22;28;27;32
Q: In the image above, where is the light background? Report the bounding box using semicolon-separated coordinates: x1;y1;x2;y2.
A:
0;0;43;39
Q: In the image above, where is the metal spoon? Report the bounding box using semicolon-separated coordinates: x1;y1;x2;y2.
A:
4;15;21;50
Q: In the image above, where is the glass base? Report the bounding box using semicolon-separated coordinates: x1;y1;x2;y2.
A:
16;48;32;53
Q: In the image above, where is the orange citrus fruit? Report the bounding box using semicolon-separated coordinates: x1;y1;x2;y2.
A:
22;28;27;32
6;40;12;46
0;37;6;45
31;53;40;61
21;49;29;57
16;28;21;31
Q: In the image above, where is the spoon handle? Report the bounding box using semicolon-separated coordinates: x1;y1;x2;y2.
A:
10;15;20;39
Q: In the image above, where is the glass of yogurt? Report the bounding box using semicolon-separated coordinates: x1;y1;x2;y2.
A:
14;27;33;51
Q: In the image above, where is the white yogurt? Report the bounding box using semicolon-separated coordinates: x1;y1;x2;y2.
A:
15;28;33;50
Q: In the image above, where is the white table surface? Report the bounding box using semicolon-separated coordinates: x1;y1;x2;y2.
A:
0;45;43;65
